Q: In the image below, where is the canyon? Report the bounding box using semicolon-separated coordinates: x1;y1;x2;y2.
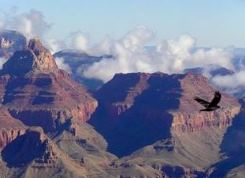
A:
0;37;244;177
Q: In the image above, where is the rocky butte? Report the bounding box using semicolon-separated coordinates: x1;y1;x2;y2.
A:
90;72;240;156
0;38;98;145
89;72;243;177
0;39;116;178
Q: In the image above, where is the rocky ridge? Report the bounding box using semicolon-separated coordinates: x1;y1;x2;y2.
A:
0;39;115;178
90;72;241;177
91;72;240;154
0;38;97;132
0;108;26;150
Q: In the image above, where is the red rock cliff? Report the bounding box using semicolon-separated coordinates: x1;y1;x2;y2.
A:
0;108;26;150
91;72;240;156
0;39;97;132
171;74;240;134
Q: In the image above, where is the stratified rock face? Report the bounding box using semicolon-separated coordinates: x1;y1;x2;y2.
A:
1;128;55;167
2;38;58;76
0;108;26;150
0;39;97;132
90;72;240;157
0;124;117;178
172;74;240;134
0;129;26;150
28;38;59;72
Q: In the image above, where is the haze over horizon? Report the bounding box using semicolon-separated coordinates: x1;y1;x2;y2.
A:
1;0;245;48
1;0;245;93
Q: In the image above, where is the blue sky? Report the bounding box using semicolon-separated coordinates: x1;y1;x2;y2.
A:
1;0;245;47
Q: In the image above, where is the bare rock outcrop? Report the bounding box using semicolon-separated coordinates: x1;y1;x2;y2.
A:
172;74;240;134
0;108;26;150
90;72;240;157
0;39;97;132
1;127;59;167
0;129;26;150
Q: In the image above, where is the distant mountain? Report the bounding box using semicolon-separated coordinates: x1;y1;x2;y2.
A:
54;47;245;92
0;30;27;58
233;48;245;57
184;65;234;76
54;50;112;90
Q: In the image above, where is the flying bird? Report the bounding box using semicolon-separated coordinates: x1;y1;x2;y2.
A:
194;91;221;111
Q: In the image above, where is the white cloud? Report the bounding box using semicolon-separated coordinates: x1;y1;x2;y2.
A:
0;18;5;30
7;9;51;39
211;70;245;89
0;57;7;69
83;28;233;82
69;32;89;52
121;26;154;51
45;38;66;54
0;10;237;89
156;36;233;73
83;26;156;82
55;57;71;73
0;9;61;53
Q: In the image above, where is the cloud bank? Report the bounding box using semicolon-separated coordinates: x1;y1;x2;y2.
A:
1;9;232;82
82;27;233;82
69;32;90;51
1;9;243;97
1;9;51;40
0;9;89;54
212;71;245;89
55;57;71;73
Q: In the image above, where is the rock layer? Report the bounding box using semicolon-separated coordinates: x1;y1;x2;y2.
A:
1;128;56;167
172;74;240;134
90;72;240;157
0;108;26;150
0;39;97;132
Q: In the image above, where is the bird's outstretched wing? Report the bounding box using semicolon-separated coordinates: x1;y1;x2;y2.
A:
209;91;221;107
194;97;210;107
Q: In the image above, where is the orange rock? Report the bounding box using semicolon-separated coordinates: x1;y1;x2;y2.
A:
0;39;97;132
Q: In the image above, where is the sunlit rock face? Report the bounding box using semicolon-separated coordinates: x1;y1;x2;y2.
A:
2;38;59;75
90;72;240;157
172;74;240;134
0;39;97;133
0;108;26;150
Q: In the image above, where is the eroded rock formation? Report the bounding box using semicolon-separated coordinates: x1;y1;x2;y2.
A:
0;108;26;150
90;72;240;157
0;39;97;132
